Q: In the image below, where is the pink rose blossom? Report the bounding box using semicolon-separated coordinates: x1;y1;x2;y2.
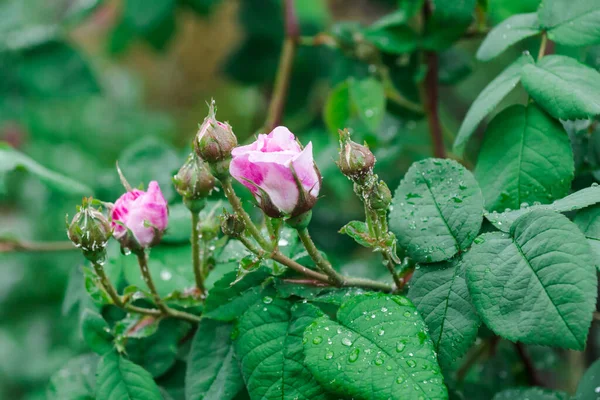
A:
111;181;168;248
229;126;320;217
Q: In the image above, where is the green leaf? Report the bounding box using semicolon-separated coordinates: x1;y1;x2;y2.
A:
81;309;114;355
476;13;541;61
493;387;571;400
389;158;484;263
114;315;160;339
324;80;350;134
363;25;418;54
574;204;600;270
475;103;573;212
303;292;447;399
422;0;476;50
349;77;386;133
339;220;375;248
438;48;473;85
464;210;597;350
124;0;175;32
203;268;271;321
538;0;600;47
484;185;600;231
235;299;330;400
521;55;600;120
47;354;98;400
96;351;162;400
0;142;92;195
575;358;600;400
408;257;480;371
185;319;243;400
453;53;534;156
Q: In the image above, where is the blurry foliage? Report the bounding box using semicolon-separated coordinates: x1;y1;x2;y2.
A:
1;0;600;398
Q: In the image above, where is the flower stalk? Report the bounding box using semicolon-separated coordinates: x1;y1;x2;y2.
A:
191;212;205;296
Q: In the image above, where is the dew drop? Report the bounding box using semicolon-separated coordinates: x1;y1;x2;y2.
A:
262;296;273;304
396;376;405;384
406;359;417;368
396;341;406;352
325;351;334;360
348;348;360;363
342;337;353;347
312;336;323;345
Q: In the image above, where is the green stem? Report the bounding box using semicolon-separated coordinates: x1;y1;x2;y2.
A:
296;228;345;286
92;261;161;317
191;212;205;295
220;178;270;249
383;252;403;291
537;32;548;61
135;251;201;323
0;239;76;253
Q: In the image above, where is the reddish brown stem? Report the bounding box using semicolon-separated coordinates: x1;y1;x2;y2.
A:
515;343;544;387
423;51;446;158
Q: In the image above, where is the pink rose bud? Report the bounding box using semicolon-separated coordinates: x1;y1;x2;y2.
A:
229;126;321;218
194;100;237;164
111;181;168;249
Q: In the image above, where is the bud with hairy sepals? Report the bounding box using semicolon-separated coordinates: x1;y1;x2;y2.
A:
194;100;237;164
67;198;112;262
173;152;215;212
337;129;375;182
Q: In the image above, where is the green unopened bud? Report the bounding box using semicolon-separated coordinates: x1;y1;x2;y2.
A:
220;211;245;237
173;153;215;212
367;180;392;210
67;198;112;262
194;100;237;163
337;129;375;182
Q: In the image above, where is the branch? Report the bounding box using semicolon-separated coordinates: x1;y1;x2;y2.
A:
296;227;345;286
515;343;545;387
0;239;77;253
420;51;446;158
190;212;205;296
264;0;299;131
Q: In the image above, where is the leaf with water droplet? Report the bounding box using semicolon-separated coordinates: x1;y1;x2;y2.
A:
303;292;447;399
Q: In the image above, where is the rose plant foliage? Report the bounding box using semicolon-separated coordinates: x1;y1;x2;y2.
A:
3;0;600;399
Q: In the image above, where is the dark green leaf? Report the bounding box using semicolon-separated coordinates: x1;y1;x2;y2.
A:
453;53;534;156
575;358;600;400
350;77;386;133
0;142;92;195
81;309;114;354
324;80;350;134
476;13;541;61
96;351;162;400
408;257;480;371
438;48;473;85
485;185;600;231
339;220;375;248
475;103;573;212
185;319;243;400
521;55;600;120
389;158;484;263
574;204;600;269
123;0;175;32
493;387;571;400
422;0;476;50
465;210;597;349
538;0;600;46
235;299;330;400
303;292;448;400
363;26;418;54
203;268;271;321
47;354;98;400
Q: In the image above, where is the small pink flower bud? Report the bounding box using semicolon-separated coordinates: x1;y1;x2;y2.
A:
111;181;168;250
337;129;375;182
194;100;238;164
229;126;321;218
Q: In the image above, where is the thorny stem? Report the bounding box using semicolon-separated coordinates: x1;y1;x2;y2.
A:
0;239;77;253
135;251;201;323
297;228;345;286
220;177;270;249
191;212;205;296
92;261;161;318
264;0;299;131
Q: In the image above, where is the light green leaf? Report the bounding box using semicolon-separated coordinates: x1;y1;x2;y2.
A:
453;53;534;155
235;299;330;400
475;103;573;212
339;220;375;248
476;13;540;61
303;292;448;400
484;185;600;231
464;210;597;350
521;55;600;120
408;257;480;371
389;158;484;263
81;309;114;355
203;268;271;321
363;26;418;54
324;81;350;134
47;354;98;400
349;77;386;133
185;319;243;400
0;142;92;195
574;204;600;270
96;351;162;400
575;358;600;400
538;0;600;46
493;387;571;400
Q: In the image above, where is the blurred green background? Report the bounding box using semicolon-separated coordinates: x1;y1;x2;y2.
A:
1;0;597;398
